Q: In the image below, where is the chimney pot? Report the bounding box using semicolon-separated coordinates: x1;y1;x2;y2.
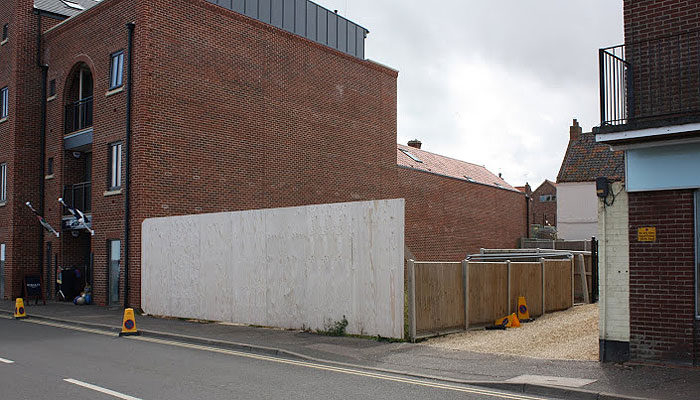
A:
570;119;582;140
407;139;422;149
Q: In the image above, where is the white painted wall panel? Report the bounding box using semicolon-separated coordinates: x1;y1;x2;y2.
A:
598;182;630;342
557;182;598;240
142;199;405;338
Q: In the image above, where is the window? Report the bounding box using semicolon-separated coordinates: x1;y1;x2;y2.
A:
1;87;8;119
61;0;85;10
49;79;56;97
539;194;557;202
2;24;7;41
0;163;6;202
109;51;124;90
109;142;122;190
47;157;54;176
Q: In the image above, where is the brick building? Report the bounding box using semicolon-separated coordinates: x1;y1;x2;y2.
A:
530;180;557;228
597;0;700;365
1;0;397;306
397;141;526;261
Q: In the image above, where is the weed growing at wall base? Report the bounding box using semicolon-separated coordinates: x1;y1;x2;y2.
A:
317;316;349;336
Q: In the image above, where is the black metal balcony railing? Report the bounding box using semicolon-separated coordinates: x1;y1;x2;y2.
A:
62;181;91;215
65;97;93;134
600;30;700;127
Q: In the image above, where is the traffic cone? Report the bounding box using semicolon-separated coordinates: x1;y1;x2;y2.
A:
495;313;520;328
119;308;140;337
510;313;521;328
14;298;27;319
517;296;531;321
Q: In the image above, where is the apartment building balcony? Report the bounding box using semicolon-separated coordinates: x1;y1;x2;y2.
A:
65;97;93;134
61;181;92;231
62;181;91;215
597;30;700;145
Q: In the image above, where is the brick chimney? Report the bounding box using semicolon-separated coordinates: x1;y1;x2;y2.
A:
570;119;582;140
407;139;422;149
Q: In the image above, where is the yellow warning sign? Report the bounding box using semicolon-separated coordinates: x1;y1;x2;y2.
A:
638;227;656;242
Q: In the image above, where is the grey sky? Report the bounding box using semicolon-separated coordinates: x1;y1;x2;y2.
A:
317;0;623;187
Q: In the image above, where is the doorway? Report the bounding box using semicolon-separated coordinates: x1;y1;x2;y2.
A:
0;243;5;299
108;239;121;306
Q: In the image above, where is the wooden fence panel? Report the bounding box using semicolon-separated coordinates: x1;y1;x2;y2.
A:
414;262;465;334
509;262;543;317
468;262;508;325
545;260;573;312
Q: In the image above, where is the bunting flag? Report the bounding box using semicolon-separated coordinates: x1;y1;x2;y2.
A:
58;197;95;236
25;202;60;238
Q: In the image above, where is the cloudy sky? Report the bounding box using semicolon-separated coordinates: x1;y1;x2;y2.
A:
317;0;623;187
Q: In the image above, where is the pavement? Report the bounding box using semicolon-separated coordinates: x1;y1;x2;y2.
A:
3;300;699;400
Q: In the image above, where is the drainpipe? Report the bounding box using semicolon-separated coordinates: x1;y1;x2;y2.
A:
123;22;135;309
36;12;48;297
525;194;531;239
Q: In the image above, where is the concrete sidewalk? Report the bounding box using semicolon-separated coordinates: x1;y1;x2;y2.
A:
2;300;698;400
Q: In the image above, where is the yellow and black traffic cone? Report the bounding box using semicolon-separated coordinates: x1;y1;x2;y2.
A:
119;308;140;337
517;296;530;320
14;298;27;319
495;313;521;328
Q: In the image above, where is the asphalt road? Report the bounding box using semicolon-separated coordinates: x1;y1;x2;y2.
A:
0;316;559;400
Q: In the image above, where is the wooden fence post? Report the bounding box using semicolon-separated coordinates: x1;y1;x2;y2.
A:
570;254;575;307
540;257;546;315
408;259;417;342
506;260;512;315
462;259;469;330
578;253;590;304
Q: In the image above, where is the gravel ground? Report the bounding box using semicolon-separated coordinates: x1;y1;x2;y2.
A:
423;304;599;361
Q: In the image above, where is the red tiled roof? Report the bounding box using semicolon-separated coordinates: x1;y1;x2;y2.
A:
397;144;517;191
557;131;624;183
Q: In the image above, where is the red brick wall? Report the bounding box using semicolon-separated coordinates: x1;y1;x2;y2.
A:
623;1;700;120
398;168;526;261
624;0;700;43
0;0;62;299
531;181;557;227
628;190;697;364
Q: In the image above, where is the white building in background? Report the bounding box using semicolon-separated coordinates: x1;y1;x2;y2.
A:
557;182;598;240
556;119;624;240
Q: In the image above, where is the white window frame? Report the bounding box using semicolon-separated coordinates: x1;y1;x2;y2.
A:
0;163;6;202
109;51;124;90
109;143;122;190
1;87;8;119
